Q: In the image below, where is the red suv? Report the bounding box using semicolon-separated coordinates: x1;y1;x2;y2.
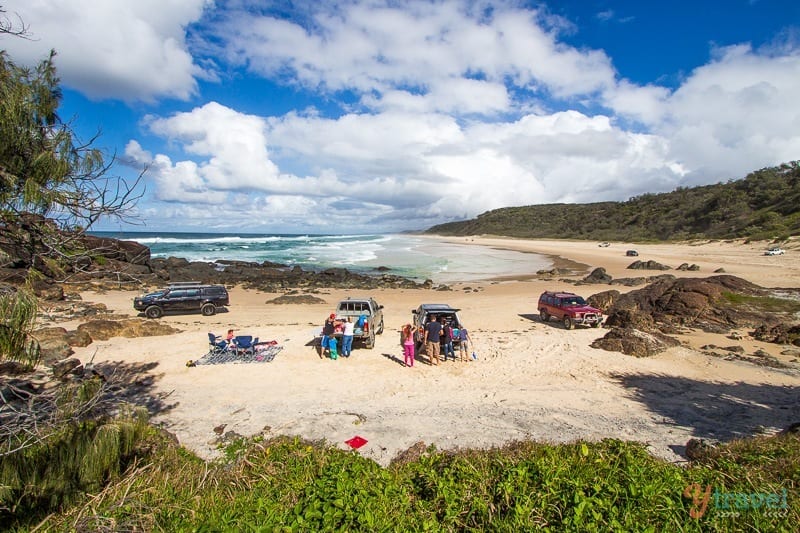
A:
538;291;603;329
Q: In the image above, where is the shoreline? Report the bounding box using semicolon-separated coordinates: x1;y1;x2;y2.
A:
65;236;800;467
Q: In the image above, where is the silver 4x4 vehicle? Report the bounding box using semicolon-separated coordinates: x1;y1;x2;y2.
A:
333;297;385;349
411;304;464;350
134;282;229;318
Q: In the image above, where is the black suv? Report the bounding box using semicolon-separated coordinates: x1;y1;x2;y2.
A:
134;282;229;318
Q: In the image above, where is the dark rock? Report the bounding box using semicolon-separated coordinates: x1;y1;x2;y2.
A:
51;358;83;379
590;326;680;357
583;267;612;284
677;263;700;271
81;235;151;265
714;268;726;273
587;290;620;313
779;422;800;435
685;438;716;460
390;441;428;466
32;280;64;300
722;345;745;354
266;294;327;305
604;275;770;334
0;361;30;376
627;260;671;271
77;318;181;341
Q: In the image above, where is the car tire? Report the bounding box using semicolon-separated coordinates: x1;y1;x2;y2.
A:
201;303;216;316
145;305;163;319
365;330;375;349
592;321;602;328
540;310;549;322
563;317;574;330
377;319;384;335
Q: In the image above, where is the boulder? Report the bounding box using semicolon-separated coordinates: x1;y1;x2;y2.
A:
590;326;680;357
627;260;672;270
583;267;612;284
587;289;620;313
51;357;83;379
77;318;181;341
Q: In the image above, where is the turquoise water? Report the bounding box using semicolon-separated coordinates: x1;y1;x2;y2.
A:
91;232;551;283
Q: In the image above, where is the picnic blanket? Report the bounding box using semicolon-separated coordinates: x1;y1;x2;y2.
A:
192;344;283;366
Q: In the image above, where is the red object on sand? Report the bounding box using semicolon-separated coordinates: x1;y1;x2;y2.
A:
345;436;368;449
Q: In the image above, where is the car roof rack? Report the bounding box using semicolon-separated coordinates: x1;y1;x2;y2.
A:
167;281;203;288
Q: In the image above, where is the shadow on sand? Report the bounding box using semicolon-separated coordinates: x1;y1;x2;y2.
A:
612;372;799;446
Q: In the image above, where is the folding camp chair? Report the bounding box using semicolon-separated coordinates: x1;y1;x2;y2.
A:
233;335;257;356
208;332;229;356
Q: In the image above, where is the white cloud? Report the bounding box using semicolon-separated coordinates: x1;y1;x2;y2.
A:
1;0;209;101
213;0;616;113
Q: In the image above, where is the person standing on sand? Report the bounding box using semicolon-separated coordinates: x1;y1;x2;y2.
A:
458;326;472;362
401;324;415;367
424;315;443;365
441;320;455;361
341;317;354;357
321;313;336;357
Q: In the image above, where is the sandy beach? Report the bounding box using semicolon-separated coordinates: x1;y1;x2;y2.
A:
65;237;800;466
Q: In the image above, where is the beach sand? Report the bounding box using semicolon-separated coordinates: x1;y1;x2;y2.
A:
67;237;800;466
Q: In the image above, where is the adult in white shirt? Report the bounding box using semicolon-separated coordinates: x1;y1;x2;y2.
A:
341;317;355;357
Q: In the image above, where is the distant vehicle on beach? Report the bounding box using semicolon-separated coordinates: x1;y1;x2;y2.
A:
538;291;603;330
764;248;785;256
626;250;639;257
134;282;229;318
598;242;610;247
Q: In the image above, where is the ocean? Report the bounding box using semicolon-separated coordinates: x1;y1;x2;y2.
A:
91;232;552;284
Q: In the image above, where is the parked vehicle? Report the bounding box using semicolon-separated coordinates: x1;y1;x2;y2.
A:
411;304;465;351
764;248;785;256
538;291;603;329
134;282;229;318
333;297;385;349
626;250;639;257
598;242;610;247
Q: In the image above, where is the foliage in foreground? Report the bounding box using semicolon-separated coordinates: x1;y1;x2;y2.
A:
0;287;39;367
426;161;800;242
6;432;797;531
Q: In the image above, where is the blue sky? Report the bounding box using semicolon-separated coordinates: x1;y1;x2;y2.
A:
2;0;799;233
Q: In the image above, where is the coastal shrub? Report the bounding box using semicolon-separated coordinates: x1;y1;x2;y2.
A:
8;433;797;531
0;287;40;367
0;404;151;519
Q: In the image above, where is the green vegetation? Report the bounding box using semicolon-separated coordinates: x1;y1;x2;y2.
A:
426;162;800;241
3;434;795;531
721;292;800;314
0;287;40;367
0;51;142;283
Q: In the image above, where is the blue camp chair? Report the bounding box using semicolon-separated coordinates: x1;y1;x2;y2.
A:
233;335;257;356
207;332;229;355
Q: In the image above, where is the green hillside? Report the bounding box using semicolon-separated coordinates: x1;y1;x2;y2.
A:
426;162;800;241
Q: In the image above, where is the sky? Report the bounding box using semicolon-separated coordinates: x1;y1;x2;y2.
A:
1;0;799;234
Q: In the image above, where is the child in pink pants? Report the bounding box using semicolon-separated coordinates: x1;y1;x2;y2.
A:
401;324;415;367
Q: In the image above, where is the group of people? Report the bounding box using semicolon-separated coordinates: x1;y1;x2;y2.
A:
320;313;357;359
401;314;471;367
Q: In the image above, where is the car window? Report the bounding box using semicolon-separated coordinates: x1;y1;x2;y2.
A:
186;289;201;297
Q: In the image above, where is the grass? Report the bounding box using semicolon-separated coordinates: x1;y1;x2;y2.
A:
721;291;800;314
5;431;797;531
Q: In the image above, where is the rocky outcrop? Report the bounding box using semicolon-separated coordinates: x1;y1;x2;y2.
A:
582;267;613;284
76;319;181;341
590;327;681;357
603;275;771;334
627;260;672;270
751;323;800;346
586;290;620;313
